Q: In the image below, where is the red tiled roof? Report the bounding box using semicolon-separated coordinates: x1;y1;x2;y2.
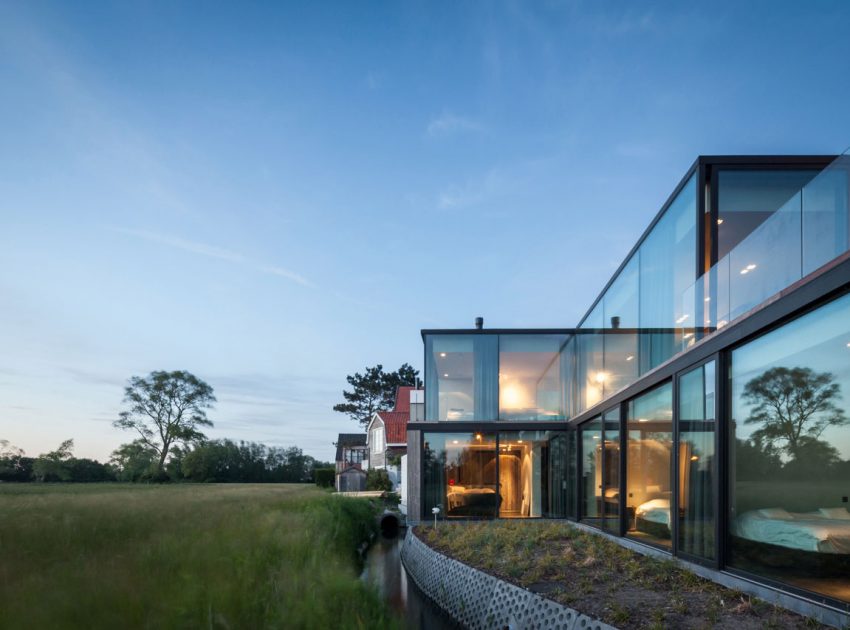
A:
377;410;408;444
393;385;415;413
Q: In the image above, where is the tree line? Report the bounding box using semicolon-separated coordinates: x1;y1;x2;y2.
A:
1;370;332;484
0;438;332;484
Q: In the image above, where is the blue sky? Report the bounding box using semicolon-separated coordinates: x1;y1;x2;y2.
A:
2;1;850;462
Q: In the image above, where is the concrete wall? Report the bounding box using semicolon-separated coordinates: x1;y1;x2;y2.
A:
406;429;421;523
401;528;616;630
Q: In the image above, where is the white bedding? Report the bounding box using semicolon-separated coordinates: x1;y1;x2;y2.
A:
732;509;850;554
636;498;671;527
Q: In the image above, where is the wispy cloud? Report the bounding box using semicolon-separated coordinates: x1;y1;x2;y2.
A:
426;111;483;137
111;227;315;288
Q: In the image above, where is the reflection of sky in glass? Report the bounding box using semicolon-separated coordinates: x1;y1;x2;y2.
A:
732;293;850;458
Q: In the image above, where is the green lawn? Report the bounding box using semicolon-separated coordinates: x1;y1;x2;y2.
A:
0;483;397;630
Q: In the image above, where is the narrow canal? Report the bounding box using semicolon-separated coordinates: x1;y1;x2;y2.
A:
361;529;458;629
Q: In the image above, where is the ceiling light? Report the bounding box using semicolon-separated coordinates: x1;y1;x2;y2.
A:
439;352;447;358
690;455;699;461
704;297;711;302
593;435;600;439
683;332;694;339
452;440;458;444
717;319;728;328
676;314;689;324
746;264;757;270
740;268;749;275
717;218;724;225
443;373;449;378
625;355;634;361
475;434;482;440
517;440;523;443
846;342;850;348
595;372;607;383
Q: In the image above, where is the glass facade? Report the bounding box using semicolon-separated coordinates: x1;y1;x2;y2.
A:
678;361;716;560
602;407;621;533
626;382;673;547
499;335;567;421
580;417;603;527
423;433;497;518
730;293;850;604
417;154;850;611
498;431;568;518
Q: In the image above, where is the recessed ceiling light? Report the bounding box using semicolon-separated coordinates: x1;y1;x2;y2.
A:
439;352;447;358
746;264;757;270
704;297;711;302
676;314;689;324
452;440;458;444
846;342;850;348
443;373;449;378
740;268;749;275
717;218;724;225
625;355;634;361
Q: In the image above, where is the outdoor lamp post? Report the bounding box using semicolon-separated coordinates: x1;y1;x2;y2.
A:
431;506;440;529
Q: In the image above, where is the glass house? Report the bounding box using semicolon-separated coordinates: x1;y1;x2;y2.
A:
408;154;850;614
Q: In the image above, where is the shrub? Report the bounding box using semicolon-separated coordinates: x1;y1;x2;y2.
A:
314;467;335;488
365;468;392;492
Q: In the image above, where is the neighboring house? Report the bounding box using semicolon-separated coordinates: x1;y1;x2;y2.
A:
334;433;367;492
366;386;421;490
407;154;850;617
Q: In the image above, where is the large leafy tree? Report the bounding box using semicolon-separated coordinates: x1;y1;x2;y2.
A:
333;363;419;428
743;366;847;461
114;371;216;473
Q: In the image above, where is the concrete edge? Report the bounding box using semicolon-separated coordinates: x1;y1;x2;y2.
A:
400;527;617;630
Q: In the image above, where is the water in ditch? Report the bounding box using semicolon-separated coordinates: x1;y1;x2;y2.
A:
361;529;459;629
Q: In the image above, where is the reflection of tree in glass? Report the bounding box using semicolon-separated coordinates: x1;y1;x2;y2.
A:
743;367;848;461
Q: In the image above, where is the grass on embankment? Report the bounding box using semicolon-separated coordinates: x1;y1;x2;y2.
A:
0;484;397;630
419;521;825;630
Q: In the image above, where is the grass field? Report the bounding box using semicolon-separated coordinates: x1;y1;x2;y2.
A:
0;483;397;630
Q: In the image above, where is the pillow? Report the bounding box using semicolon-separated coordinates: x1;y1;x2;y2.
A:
758;507;794;520
819;507;850;520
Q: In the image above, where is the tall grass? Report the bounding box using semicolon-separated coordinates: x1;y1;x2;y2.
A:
0;484;397;629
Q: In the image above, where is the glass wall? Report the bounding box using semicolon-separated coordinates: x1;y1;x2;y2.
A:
604;255;639;395
678;361;716;561
729;293;850;604
581;417;603;527
423;432;497;518
802;160;850;275
626;382;674;547
639;175;697;372
498;431;568;518
425;335;498;421
717;170;819;260
602;407;621;533
499;335;568;421
578;304;605;412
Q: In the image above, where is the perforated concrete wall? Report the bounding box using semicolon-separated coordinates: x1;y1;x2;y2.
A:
401;530;617;630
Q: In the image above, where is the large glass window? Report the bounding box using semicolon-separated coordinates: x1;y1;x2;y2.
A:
498;431;567;518
604;255;640;395
425;335;498;421
626;382;674;548
602;407;621;533
730;293;850;604
678;361;716;561
581;417;603;527
423;433;497;519
639;175;697;372
499;335;567;421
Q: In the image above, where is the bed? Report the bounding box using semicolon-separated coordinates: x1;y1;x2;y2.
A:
730;507;850;577
732;508;850;554
635;498;672;539
446;485;497;515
